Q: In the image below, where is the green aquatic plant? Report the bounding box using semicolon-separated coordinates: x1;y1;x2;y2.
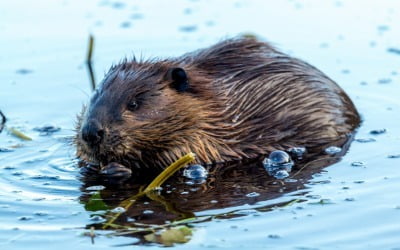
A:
102;152;196;229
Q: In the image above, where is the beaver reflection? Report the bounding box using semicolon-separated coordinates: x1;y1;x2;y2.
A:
79;142;347;245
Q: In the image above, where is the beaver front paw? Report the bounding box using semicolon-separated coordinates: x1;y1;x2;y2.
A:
100;162;132;180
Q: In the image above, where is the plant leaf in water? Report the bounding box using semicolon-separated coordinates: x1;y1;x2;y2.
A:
144;226;193;246
8;127;32;141
84;192;109;211
102;152;196;229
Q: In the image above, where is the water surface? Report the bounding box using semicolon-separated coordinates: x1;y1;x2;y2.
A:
1;0;400;249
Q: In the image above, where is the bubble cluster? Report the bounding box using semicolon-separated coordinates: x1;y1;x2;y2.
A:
263;150;294;179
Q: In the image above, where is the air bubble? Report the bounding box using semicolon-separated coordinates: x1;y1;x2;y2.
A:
263;150;294;179
183;164;208;180
324;146;342;155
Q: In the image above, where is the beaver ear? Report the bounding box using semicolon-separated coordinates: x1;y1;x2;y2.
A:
167;68;189;92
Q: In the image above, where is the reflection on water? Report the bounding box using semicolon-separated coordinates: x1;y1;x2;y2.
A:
76;137;350;245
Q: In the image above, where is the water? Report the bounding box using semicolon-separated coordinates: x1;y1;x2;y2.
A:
1;0;400;249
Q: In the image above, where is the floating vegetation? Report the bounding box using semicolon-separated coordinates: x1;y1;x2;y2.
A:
84;192;109;212
144;226;192;246
8;127;32;141
102;153;196;229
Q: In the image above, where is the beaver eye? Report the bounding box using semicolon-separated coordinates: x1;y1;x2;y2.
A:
127;100;139;111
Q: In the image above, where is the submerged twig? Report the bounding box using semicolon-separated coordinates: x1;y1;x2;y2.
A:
86;34;96;91
102;153;196;229
0;110;6;133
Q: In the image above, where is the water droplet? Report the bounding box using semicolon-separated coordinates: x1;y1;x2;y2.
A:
232;115;240;123
126;217;135;222
274;170;289;179
143;210;154;215
86;185;106;191
351;161;365;167
183;164;208;180
284;178;298;183
90;215;105;222
246;192;260;198
269;150;291;164
263;150;293;179
288;147;306;159
324;146;342;155
111;207;126;213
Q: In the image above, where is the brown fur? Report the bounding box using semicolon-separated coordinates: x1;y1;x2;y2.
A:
75;36;360;170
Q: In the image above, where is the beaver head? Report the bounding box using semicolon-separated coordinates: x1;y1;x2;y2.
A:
75;60;230;172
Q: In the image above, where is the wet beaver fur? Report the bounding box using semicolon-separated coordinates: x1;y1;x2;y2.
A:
75;36;360;178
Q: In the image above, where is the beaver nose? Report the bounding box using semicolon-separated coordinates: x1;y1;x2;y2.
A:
81;120;104;146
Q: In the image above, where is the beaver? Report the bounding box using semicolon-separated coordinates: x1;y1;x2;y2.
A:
75;36;360;179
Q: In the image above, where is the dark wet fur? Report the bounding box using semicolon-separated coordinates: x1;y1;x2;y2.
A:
75;36;360;171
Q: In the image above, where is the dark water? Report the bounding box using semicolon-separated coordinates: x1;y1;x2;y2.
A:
1;0;400;249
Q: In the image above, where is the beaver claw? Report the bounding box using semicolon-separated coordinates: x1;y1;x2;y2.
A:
100;162;132;179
